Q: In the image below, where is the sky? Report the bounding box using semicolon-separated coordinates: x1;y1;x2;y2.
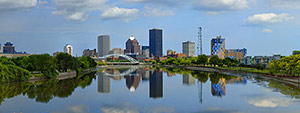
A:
0;0;300;56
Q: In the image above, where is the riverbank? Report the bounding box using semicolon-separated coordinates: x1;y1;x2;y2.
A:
162;65;300;89
28;68;97;83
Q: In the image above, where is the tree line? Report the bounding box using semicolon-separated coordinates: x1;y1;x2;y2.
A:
160;55;238;67
269;54;300;76
0;53;97;82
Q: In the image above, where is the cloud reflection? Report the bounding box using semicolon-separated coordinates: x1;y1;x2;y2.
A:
245;96;291;108
100;102;176;113
51;104;89;113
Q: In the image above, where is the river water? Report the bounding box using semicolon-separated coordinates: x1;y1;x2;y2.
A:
1;66;300;113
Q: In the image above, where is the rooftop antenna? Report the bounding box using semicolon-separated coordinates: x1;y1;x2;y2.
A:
197;27;203;56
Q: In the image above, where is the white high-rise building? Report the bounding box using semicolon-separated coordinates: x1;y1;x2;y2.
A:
182;41;195;57
64;44;73;56
98;35;111;57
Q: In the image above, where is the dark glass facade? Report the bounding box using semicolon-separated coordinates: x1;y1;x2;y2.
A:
3;42;15;54
149;29;163;57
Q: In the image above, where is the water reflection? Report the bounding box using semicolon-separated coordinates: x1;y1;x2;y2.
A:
98;73;111;93
0;72;96;105
2;66;300;112
150;70;163;98
183;74;195;86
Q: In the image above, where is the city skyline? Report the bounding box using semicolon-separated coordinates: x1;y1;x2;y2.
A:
0;0;300;56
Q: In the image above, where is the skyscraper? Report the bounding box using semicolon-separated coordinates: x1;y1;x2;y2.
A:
3;42;15;54
149;29;163;57
211;36;225;59
98;35;111;57
125;35;141;54
182;41;195;57
64;44;73;56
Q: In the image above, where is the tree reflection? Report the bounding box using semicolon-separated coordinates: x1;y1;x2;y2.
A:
0;72;96;105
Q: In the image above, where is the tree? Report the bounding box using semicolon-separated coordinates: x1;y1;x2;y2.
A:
210;55;220;67
197;55;208;65
55;53;76;72
269;60;280;75
223;57;238;67
23;54;58;78
293;50;300;55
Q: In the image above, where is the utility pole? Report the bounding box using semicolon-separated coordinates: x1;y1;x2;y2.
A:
197;27;202;56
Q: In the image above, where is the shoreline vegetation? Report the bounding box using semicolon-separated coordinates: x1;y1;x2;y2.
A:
158;54;300;77
155;54;300;88
0;53;97;83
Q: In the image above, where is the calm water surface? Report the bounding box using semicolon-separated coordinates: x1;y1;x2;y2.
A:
1;66;300;113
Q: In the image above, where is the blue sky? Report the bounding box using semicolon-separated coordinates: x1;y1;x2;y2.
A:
0;0;299;56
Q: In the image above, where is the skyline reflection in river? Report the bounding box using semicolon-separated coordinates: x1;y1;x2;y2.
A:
1;66;300;113
97;66;248;99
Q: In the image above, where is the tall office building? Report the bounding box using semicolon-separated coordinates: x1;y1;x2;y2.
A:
3;42;15;54
64;44;73;56
142;46;150;58
125;35;141;54
98;72;111;93
225;48;247;60
211;36;225;59
150;70;163;98
182;41;195;57
149;29;163;57
98;35;111;57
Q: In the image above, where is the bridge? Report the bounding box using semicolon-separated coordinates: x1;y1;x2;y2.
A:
94;54;140;64
100;66;139;77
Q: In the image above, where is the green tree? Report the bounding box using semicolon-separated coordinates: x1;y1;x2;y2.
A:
197;55;208;65
293;50;300;55
55;53;76;72
210;55;220;67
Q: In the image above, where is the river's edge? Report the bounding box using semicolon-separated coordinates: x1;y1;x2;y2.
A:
27;68;97;83
161;65;300;89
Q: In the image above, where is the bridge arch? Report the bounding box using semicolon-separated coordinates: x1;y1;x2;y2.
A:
98;54;139;64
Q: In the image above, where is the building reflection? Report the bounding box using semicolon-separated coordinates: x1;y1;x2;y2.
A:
211;78;226;97
125;75;141;92
98;72;111;93
150;70;163;98
183;74;195;86
227;77;247;84
211;77;247;97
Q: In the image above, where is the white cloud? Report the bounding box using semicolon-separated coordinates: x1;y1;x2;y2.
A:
245;13;294;25
0;0;37;12
262;29;273;33
52;0;108;21
100;7;139;22
192;0;250;12
143;6;174;17
265;0;300;9
125;0;252;14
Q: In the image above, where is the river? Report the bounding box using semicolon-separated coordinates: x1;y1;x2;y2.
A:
0;66;300;113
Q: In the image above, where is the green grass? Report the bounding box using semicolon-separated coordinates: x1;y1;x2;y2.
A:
216;66;271;74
